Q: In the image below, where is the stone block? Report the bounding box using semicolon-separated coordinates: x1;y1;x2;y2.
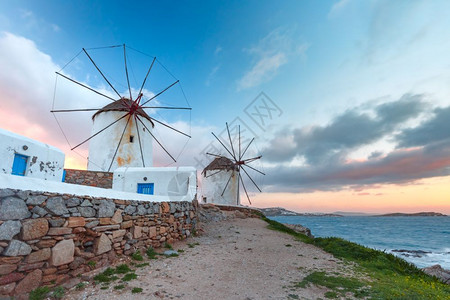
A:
36;239;56;248
99;218;111;225
85;220;99;228
31;206;47;217
51;239;74;266
80;199;93;207
67;217;85;228
3;240;32;256
0;264;17;276
0;197;31;220
15;269;42;294
0;220;21;241
93;225;120;232
121;220;133;229
94;233;111;255
0;282;15;295
78;207;96;218
97;200;115;218
66;197;81;207
26;195;47;205
48;227;72;235
20;218;48;241
0;272;24;285
48;218;65;227
132;226;142;239
137;205;146;215
124;205;136;215
46;197;69;216
149;226;157;238
25;248;51;263
73;227;86;234
161;202;170;213
111;209;123;224
17;262;44;272
112;229;126;239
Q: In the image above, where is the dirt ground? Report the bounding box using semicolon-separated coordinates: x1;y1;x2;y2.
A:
64;215;355;300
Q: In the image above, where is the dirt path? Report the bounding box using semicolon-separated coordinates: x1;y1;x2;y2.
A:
65;216;355;300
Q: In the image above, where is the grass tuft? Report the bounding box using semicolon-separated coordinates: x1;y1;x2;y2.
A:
29;286;51;300
114;284;125;290
131;251;144;261
146;246;158;259
132;287;143;293
164;242;173;249
121;272;138;282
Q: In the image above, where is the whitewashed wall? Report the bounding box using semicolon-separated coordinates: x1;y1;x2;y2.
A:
0;128;65;181
202;169;240;205
113;167;197;202
88;111;153;172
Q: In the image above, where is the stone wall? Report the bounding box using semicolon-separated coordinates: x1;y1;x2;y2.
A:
0;188;196;297
64;169;113;189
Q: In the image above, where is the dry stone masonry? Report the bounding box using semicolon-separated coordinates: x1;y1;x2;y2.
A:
0;188;196;297
64;169;113;189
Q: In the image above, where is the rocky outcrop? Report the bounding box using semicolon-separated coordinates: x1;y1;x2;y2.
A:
283;224;314;238
422;264;450;284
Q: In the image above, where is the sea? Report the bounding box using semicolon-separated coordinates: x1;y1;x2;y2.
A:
269;216;450;270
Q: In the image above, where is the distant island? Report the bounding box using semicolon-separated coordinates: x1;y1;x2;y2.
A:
377;212;448;217
260;208;447;217
260;207;342;217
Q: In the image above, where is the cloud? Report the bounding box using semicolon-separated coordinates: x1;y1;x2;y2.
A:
328;0;351;17
260;94;450;192
237;28;308;90
396;106;450;148
264;94;425;164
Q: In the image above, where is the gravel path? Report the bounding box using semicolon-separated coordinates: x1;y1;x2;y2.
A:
65;216;355;300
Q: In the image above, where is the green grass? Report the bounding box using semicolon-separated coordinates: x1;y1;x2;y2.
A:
76;282;86;290
132;287;143;294
29;286;51;300
87;260;96;268
52;286;65;299
164;242;173;249
114;284;125;290
100;286;109;290
122;272;138;282
135;262;150;268
178;249;185;253
131;251;144;261
261;216;450;299
115;264;133;274
294;271;368;298
146;246;158;259
94;268;119;283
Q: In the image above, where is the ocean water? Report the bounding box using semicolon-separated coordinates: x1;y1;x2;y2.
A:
269;216;450;270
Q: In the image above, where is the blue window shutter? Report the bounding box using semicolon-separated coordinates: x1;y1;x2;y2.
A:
12;153;28;176
137;183;154;195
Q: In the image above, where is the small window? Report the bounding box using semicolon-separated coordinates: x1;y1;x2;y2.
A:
137;183;154;195
129;135;134;143
12;153;28;176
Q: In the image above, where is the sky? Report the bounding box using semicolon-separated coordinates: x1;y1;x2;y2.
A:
0;0;449;214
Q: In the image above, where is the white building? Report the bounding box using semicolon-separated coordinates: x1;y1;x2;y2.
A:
113;167;196;201
202;157;239;205
0;128;65;181
88;99;153;172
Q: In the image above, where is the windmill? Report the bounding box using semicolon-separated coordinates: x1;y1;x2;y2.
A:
51;44;191;172
202;123;264;205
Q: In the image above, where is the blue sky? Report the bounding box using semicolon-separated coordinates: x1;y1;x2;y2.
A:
1;1;450;212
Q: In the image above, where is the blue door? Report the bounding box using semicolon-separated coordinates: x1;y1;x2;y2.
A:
137;183;154;195
12;153;28;176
